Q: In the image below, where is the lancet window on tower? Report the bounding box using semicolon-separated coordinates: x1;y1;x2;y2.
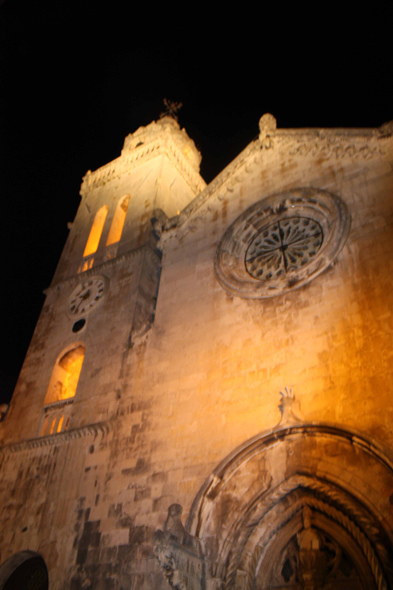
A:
80;205;109;272
106;195;130;248
44;344;85;405
40;344;85;436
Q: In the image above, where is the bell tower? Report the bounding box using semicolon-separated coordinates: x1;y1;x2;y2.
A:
0;117;205;444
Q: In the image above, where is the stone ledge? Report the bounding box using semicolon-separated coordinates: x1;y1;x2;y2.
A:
0;420;114;455
45;244;160;293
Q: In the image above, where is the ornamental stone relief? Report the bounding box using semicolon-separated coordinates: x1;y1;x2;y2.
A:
215;188;350;299
245;217;324;280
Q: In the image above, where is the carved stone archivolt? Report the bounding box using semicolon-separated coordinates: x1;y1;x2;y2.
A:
153;394;393;590
182;396;393;590
155;438;393;590
215;188;350;299
240;479;387;590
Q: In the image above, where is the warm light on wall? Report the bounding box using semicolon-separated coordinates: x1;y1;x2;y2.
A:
83;205;109;257
106;195;130;247
57;415;64;433
41;412;71;436
49;416;56;435
41;416;49;436
44;345;85;405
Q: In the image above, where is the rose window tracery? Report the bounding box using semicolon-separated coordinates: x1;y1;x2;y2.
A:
215;188;350;298
245;217;323;280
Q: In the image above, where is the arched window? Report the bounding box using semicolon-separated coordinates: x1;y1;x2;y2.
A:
83;205;108;257
106;195;130;246
0;551;48;590
44;344;85;405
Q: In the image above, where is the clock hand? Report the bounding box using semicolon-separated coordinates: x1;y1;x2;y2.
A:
75;291;89;312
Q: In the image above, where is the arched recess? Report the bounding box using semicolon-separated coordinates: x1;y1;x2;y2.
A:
44;343;85;405
0;550;48;590
186;424;393;590
106;195;130;246
83;205;109;257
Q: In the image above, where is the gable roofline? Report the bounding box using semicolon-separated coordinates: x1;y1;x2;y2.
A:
161;114;393;243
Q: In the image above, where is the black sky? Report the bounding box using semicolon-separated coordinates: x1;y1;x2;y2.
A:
0;0;392;404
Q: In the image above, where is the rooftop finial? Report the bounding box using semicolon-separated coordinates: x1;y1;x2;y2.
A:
259;113;277;146
160;99;183;122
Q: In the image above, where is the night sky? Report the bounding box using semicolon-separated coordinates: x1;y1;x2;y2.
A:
0;0;392;405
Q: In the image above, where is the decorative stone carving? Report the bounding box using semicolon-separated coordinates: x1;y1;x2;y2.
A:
245;216;323;280
129;246;161;345
185;407;393;590
0;404;9;422
259;113;277;147
277;387;301;426
152;208;170;238
296;506;329;589
268;508;361;589
215;188;350;299
154;504;204;590
162;120;390;244
259;113;277;136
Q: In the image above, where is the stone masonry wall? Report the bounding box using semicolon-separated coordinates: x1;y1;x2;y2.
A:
0;128;391;590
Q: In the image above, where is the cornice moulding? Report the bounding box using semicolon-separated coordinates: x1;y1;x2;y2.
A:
46;244;160;294
80;135;206;198
0;420;114;455
161;121;393;244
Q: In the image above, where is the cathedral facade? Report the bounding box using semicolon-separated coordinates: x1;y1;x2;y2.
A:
0;114;392;590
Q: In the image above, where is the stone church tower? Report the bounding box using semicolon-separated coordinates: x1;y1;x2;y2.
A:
0;114;392;590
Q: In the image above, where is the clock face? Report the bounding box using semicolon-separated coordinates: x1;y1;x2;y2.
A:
68;276;108;317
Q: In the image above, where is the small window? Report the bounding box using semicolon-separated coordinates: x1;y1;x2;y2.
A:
72;319;86;333
83;205;108;257
44;344;85;405
106;195;130;247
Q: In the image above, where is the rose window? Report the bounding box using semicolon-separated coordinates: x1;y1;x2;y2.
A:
245;217;323;280
215;188;350;299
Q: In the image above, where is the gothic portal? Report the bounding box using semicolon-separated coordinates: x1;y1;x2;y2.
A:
0;115;392;590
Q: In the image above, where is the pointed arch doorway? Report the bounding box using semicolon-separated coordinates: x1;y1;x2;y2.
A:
186;424;393;590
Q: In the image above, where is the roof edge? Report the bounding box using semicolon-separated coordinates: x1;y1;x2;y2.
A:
160;115;393;243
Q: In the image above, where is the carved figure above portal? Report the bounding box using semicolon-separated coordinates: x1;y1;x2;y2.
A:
215;188;350;299
277;387;302;426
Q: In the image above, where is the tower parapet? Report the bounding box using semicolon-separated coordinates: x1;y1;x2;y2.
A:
80;116;205;198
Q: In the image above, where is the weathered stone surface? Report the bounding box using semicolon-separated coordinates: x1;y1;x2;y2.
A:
0;116;392;590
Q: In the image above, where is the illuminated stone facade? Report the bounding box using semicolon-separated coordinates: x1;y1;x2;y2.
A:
0;115;392;590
